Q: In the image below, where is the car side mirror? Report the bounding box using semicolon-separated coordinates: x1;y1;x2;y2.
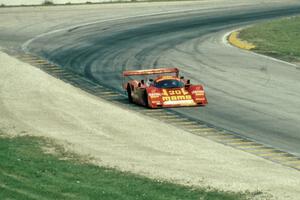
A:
187;79;190;84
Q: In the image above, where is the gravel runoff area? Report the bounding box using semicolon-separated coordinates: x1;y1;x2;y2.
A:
1;51;300;200
1;1;300;199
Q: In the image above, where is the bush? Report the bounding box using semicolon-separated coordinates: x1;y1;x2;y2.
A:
0;4;5;7
42;0;54;6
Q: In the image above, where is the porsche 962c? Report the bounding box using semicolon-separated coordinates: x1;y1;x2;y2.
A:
122;68;207;108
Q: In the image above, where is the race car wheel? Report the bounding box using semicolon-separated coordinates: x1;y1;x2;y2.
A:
127;84;133;103
143;91;149;107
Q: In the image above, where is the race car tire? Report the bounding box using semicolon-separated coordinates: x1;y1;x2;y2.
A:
127;84;133;103
143;91;149;107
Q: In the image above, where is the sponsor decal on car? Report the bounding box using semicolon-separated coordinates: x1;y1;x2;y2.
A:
148;93;161;97
192;90;204;95
163;99;195;105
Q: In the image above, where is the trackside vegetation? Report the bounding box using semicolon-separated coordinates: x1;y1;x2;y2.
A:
0;134;250;200
239;16;300;62
42;0;55;6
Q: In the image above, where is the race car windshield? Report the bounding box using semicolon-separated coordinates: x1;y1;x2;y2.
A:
154;79;184;88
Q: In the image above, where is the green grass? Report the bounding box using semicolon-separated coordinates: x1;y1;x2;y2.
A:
0;134;250;200
239;16;300;62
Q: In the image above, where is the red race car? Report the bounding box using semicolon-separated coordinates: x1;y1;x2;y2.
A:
122;68;207;108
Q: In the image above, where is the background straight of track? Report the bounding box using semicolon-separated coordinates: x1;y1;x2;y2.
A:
24;4;300;158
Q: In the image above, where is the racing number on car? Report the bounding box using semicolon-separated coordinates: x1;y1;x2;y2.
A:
162;88;188;96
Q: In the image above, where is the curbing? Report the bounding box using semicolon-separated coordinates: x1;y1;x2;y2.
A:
228;31;255;50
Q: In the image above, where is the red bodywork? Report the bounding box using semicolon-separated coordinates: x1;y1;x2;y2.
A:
123;68;207;108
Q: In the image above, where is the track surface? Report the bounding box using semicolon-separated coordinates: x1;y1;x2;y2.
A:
27;3;300;156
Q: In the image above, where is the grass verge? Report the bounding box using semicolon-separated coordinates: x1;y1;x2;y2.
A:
239;16;300;62
0;134;249;200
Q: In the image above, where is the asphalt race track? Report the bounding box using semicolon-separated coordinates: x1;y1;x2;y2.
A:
26;3;300;156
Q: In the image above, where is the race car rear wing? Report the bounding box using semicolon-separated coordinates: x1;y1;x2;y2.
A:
123;68;179;77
